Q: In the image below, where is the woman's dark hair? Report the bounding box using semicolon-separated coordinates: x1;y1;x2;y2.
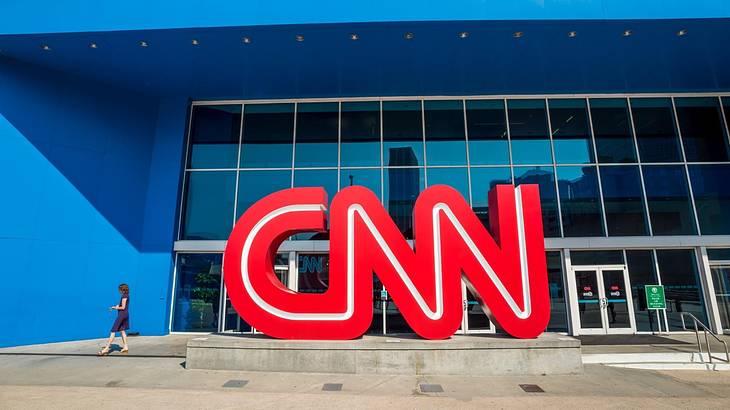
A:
118;283;129;293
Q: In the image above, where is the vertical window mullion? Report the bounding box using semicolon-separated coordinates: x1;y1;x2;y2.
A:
231;103;245;228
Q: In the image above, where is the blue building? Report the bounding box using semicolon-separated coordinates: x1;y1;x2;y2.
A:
2;1;730;347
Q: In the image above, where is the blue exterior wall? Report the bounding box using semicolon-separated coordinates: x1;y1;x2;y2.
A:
0;57;187;347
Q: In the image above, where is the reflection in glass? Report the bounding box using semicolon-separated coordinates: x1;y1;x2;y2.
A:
708;248;730;261
546;251;568;332
383;101;423;166
599;166;649;236
240;103;294;168
384;167;424;239
641;165;697;235
188;105;242;169
557;166;604;237
549;99;595;164
426;167;469;200
173;254;222;332
236;170;291;219
340;102;381;167
710;265;730;331
182;171;236;240
656;249;707;331
602;269;631;329
469;167;512;235
571;250;624;266
575;270;602;328
688;164;730;235
466;100;509;165
293;169;338;239
723;97;730;130
508;99;552;165
626;250;661;332
675;97;730;162
298;253;329;293
589;98;637;163
630;98;683;162
340;168;381;200
514;166;560;237
424;100;467;165
295;102;339;167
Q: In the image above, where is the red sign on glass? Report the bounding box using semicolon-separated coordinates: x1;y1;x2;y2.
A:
223;185;550;340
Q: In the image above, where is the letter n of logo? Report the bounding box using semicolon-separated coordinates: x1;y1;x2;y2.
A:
223;184;550;340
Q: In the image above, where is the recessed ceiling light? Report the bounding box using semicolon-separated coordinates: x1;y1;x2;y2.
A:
568;31;577;38
458;31;469;39
295;35;305;42
349;33;359;40
138;40;149;47
404;32;414;40
89;42;98;49
622;30;633;37
41;44;51;51
242;37;252;44
513;31;524;38
191;39;200;46
677;29;688;36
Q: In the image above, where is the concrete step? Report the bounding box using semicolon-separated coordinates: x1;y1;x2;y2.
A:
583;352;730;371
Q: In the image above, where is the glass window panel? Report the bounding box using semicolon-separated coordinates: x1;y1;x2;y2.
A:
570;250;624;266
340;168;381;200
656;249;708;331
675;97;730;162
641;165;697;235
630;98;683;162
298;253;329;293
293;169;338;240
599;165;649;236
626;250;661;332
466;100;509;165
508;99;552;165
469;167;512;235
546;251;568;332
707;248;730;261
181;171;236;240
383;101;424;166
172;253;222;332
426;167;469;200
513;166;560;237
688;164;730;235
188;105;241;169
424;100;467;165
340;102;381;167
723;97;730;129
711;265;730;331
384;167;425;239
557;166;604;237
240;103;294;168
549;99;595;164
294;102;339;167
589;98;637;163
236;170;292;219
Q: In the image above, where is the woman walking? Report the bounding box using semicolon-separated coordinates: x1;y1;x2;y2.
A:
98;284;130;356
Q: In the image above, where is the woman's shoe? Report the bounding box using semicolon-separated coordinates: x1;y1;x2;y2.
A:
120;347;129;355
97;346;110;356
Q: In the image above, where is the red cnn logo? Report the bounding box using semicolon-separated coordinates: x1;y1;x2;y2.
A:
223;184;549;340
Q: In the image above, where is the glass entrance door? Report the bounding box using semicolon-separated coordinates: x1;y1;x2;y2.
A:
572;266;635;334
710;264;730;332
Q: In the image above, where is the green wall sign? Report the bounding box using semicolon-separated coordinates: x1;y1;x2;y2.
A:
645;285;666;310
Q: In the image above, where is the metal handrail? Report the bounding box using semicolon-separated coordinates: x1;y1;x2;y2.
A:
680;312;730;364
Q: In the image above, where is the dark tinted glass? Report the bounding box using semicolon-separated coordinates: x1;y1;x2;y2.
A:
641;165;697;235
383;101;423;166
172;253;222;332
470;167;512;235
546;251;568;332
675;97;730;162
424;100;467;165
182;171;236;240
589;98;637;163
688;164;730;235
426;167;469;200
557;166;604;237
514;166;560;237
188;105;241;168
599;166;649;236
626;250;661;332
707;248;730;261
571;250;624;265
298;253;329;293
340;168;381;200
549;99;595;164
656;249;707;331
295;102;338;167
723;97;730;129
293;169;338;240
240;103;294;168
508;100;552;165
236;170;291;219
466;100;509;165
630;98;682;162
340;102;381;167
384;167;425;239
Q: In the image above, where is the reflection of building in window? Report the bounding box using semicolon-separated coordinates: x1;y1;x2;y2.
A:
514;167;559;233
298;254;329;293
387;147;419;238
